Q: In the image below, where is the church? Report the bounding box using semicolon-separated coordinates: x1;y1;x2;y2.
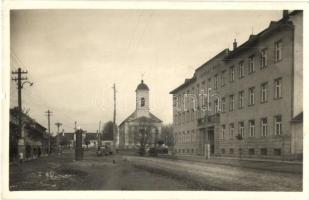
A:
118;80;162;150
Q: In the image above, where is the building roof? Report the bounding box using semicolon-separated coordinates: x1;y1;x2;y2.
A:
170;10;299;95
169;76;196;94
85;133;98;140
225;19;293;59
136;80;149;91
63;132;74;140
119;111;162;127
10;107;47;131
291;112;303;123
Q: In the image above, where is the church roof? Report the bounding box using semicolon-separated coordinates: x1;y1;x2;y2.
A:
136;80;149;91
119;111;162;127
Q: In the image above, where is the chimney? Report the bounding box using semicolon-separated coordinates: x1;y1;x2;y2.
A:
233;39;237;50
283;10;289;18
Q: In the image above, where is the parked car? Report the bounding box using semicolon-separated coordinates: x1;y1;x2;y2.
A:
96;146;105;156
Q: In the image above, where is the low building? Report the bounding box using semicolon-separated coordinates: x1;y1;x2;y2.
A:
170;10;303;160
10;107;48;162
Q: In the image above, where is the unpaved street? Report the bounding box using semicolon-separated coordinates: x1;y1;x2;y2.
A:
9;150;302;191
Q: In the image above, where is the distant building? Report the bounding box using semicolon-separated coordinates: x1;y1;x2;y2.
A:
170;10;303;160
118;80;163;149
83;133;98;148
59;132;99;148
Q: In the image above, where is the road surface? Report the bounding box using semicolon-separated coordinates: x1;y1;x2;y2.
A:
9;149;302;191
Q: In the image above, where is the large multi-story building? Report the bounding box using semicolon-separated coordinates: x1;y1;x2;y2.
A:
170;10;303;160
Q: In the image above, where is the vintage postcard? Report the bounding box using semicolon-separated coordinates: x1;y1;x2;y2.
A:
1;1;308;200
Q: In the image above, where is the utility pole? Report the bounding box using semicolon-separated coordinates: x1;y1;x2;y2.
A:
98;120;102;146
45;110;52;154
73;121;77;148
112;83;117;152
11;67;33;163
55;122;62;155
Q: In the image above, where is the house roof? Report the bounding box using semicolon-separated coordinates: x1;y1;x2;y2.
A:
225;17;294;59
85;133;98;140
169;76;196;94
291;112;303;123
63;132;74;140
170;10;300;95
10;107;47;131
119;111;162;127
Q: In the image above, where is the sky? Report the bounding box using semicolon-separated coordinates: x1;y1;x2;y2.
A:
10;9;283;134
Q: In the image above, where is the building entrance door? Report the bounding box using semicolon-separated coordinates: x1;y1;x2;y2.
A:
207;128;215;155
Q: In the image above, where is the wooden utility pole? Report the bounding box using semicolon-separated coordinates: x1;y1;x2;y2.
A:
45;110;52;154
112;83;117;152
98;120;102;146
12;68;32;163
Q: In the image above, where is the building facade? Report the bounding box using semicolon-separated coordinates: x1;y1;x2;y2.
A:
118;80;162;150
10;107;49;162
170;10;303;160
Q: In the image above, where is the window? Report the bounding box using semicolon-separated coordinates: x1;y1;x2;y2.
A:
221;71;226;87
238;91;244;109
239;61;245;78
261;82;268;103
248;87;255;106
229;95;235;111
229;148;234;154
275;40;282;62
214;99;219;113
261;148;267;155
214;74;218;89
141;97;145;107
248;56;255;73
221;125;226;140
261;48;268;68
274;148;281;156
274;115;282;135
274;78;282;99
229;123;234;138
221;149;225;154
239;121;244;137
249;148;255;155
261;118;268;137
208;78;212;89
221;97;226;113
249;120;255;137
230;66;235;82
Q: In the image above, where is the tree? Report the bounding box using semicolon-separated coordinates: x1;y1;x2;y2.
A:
102;121;115;140
161;124;174;147
136;118;154;156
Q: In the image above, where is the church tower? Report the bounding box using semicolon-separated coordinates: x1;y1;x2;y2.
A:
135;80;150;118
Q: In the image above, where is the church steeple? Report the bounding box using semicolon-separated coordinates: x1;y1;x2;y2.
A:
136;79;150;117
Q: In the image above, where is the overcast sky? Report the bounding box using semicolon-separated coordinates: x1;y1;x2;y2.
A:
10;9;282;134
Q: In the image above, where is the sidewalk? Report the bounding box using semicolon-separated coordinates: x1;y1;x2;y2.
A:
158;154;303;174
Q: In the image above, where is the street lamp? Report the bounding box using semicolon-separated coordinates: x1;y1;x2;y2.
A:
21;81;33;88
